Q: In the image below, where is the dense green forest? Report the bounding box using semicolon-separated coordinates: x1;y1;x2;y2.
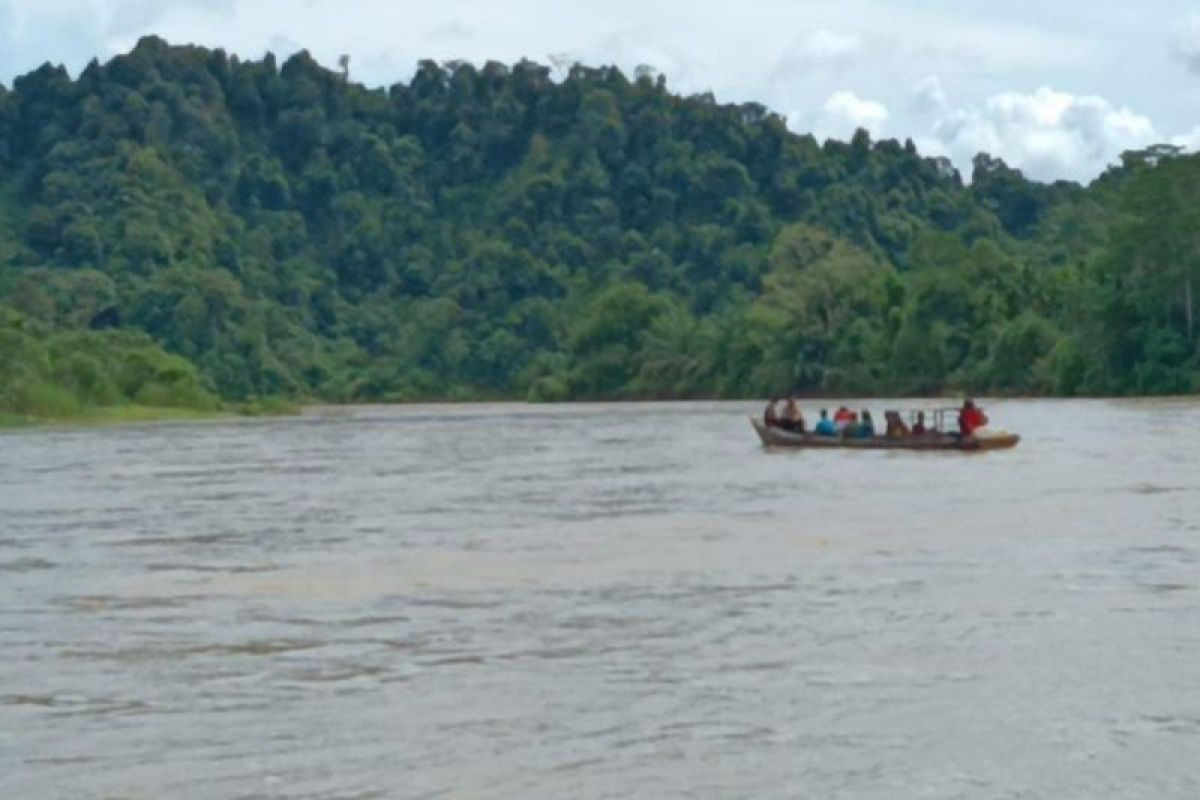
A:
1;37;1198;418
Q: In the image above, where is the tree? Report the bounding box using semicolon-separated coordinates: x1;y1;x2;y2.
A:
1117;153;1200;345
2;37;1197;412
753;224;891;390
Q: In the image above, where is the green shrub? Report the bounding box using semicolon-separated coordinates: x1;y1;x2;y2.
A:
526;376;570;402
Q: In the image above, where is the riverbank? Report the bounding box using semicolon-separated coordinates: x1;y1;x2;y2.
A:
0;398;300;430
0;405;228;429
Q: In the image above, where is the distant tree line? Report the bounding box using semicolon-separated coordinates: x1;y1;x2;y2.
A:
1;37;1198;417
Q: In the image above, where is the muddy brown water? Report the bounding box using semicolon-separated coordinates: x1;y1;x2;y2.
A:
2;400;1198;798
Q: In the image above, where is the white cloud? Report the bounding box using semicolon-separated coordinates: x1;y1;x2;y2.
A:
908;21;1096;76
793;29;862;63
793;90;888;140
0;1;1197;182
825;90;889;128
0;1;100;79
1172;125;1200;151
426;21;473;44
768;29;863;95
920;86;1159;182
1172;14;1200;74
910;75;949;116
0;0;237;81
105;0;234;38
570;29;689;87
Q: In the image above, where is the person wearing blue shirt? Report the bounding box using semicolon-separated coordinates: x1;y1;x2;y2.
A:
858;410;876;438
814;408;837;436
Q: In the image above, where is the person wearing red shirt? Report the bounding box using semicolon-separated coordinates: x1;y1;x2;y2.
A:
958;399;989;437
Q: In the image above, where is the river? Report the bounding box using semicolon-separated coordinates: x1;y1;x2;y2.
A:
2;400;1198;798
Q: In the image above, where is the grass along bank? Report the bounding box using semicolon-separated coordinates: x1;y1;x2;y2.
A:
0;404;229;429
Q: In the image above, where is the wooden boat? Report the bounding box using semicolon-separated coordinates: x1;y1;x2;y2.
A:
750;417;1021;451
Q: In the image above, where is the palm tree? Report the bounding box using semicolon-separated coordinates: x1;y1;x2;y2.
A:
635;307;715;397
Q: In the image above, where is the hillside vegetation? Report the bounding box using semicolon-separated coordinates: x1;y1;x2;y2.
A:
1;37;1198;418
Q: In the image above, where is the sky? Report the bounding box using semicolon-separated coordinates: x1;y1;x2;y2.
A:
2;0;1199;183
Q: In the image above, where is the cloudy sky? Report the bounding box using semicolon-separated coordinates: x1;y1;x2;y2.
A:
2;0;1199;182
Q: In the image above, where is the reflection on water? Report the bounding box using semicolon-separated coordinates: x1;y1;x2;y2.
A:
2;400;1199;798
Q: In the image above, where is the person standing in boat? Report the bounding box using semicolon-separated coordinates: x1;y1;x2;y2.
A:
958;399;989;437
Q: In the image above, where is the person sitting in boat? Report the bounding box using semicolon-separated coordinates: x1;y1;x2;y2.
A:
958;399;989;438
911;411;928;436
764;397;782;428
859;410;876;438
779;396;805;433
884;410;910;438
842;411;871;439
814;409;837;437
833;406;854;433
840;412;858;438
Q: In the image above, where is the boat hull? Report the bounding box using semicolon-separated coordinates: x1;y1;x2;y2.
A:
750;418;1020;451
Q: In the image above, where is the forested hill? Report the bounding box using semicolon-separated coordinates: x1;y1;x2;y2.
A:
2;37;1198;417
